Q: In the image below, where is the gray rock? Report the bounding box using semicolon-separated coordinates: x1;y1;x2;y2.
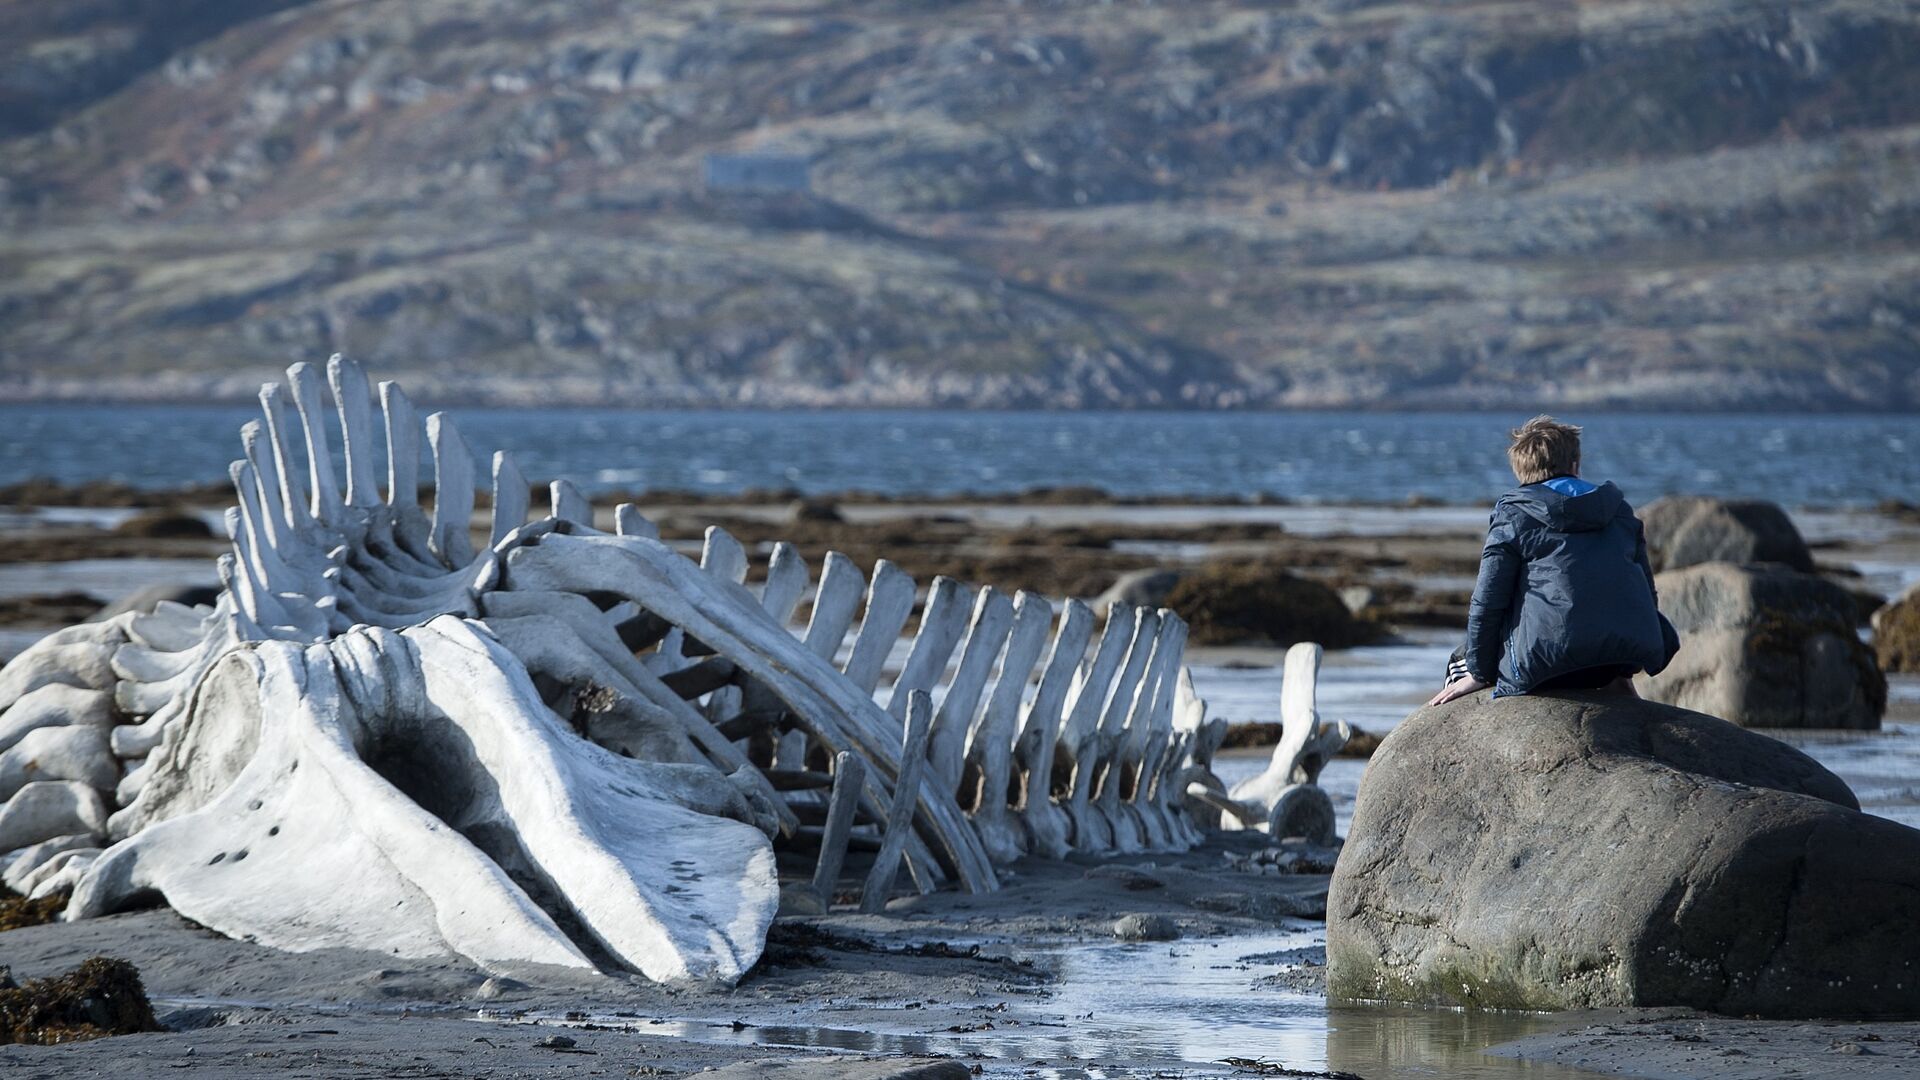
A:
1084;864;1166;890
1642;562;1885;729
1095;568;1186;612
1327;693;1920;1018
1640;496;1813;573
1112;913;1180;941
1267;784;1338;846
88;583;220;623
473;975;525;1000
1189;889;1327;921
777;883;827;916
788;498;844;524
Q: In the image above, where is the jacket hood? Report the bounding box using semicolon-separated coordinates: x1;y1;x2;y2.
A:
1501;476;1623;533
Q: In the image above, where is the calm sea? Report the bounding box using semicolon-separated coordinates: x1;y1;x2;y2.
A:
3;404;1916;507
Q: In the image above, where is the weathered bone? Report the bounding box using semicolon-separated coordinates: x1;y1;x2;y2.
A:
928;587;1014;795
1015;599;1094;860
76;620;776;982
807;751;867;906
1202;642;1351;838
1226;643;1350;826
862;691;933;914
0;356;1236;986
426;413;477;567
964;590;1052;863
841;560;915;694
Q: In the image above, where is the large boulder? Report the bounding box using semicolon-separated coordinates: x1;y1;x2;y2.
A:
1641;562;1885;729
1639;495;1812;573
1874;584;1920;674
1094;568;1187;613
1162;561;1380;649
1327;693;1920;1018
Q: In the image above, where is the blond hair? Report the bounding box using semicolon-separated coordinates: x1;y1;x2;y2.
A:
1507;415;1582;485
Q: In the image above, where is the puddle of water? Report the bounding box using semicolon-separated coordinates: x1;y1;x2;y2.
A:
1774;724;1920;829
484;929;1606;1079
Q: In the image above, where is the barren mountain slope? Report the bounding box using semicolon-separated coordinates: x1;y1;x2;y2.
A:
2;0;1917;407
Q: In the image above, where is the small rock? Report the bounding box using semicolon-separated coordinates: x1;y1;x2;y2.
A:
1084;865;1165;890
474;976;525;1000
778;883;827;916
788;498;844;524
1095;568;1187;613
1112;913;1179;942
1830;1041;1872;1055
536;1034;577;1049
112;510;214;539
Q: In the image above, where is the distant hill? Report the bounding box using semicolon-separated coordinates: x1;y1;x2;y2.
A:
3;0;1918;409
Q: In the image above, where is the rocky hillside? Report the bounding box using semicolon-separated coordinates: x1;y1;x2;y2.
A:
3;0;1918;408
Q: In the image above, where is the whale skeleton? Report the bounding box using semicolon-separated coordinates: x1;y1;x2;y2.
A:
0;356;1238;983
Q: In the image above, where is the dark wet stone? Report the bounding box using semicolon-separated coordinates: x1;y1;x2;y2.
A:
1329;693;1920;1018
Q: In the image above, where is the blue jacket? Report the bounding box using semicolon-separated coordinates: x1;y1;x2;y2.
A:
1463;476;1680;697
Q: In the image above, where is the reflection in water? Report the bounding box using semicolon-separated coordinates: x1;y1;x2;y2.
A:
502;931;1607;1078
1326;1004;1603;1079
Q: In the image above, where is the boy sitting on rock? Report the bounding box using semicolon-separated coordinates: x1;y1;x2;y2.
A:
1429;416;1679;705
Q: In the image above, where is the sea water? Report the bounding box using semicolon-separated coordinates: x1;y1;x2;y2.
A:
4;405;1918;507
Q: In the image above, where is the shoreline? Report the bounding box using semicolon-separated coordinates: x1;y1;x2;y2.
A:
2;496;1918;1076
5;474;1920;517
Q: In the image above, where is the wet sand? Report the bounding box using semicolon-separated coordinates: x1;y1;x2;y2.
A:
1;837;1349;1078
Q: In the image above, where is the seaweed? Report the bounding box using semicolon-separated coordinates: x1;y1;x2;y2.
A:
0;957;162;1045
1877;597;1920;675
0;887;65;933
1165;561;1384;649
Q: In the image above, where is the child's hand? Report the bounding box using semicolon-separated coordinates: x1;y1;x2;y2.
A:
1427;675;1488;707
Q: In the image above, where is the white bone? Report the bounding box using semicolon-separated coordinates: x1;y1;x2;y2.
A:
75;620;778;983
239;421;290;553
1015;599;1094;860
700;526;748;585
128;604;212;651
0;725;117;800
1094;609;1169;853
491;452;530;548
380;382;421;510
328;355;383;509
613;504;657;540
1;832;98;894
505;535;993;892
259;383;312;535
1228;642;1351;826
861;690;933;914
759;543;809;628
927;587;1015;794
886;577;972;721
1;684;116;755
0;781;108;851
287;361;344;527
550;479;592;527
841;560;915;694
809;751;867;903
802;552;865;663
27;849;98;899
0;641;117;708
0;361;1233;987
965;591;1053;864
426;413;476;567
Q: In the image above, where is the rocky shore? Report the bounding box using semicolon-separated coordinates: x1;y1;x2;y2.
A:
2;488;1919;1076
